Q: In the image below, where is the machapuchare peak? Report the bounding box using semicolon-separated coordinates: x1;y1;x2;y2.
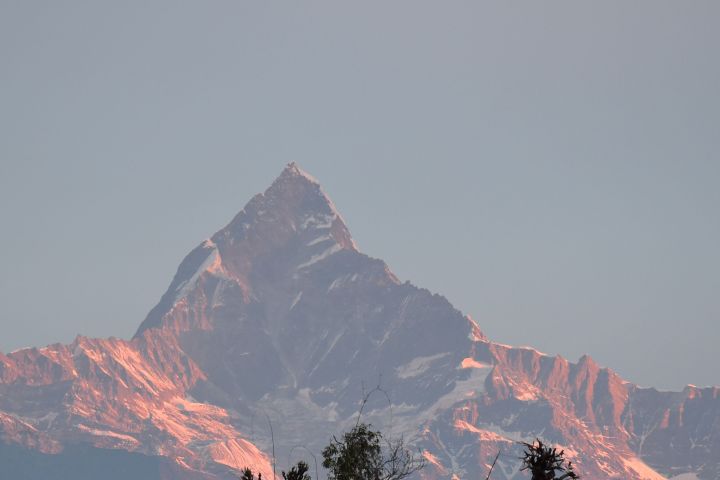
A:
2;163;718;480
134;163;360;336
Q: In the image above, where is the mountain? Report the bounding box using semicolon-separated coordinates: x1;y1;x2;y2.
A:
0;334;272;479
1;163;718;479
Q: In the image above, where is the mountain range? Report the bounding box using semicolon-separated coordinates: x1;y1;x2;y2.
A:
0;164;717;479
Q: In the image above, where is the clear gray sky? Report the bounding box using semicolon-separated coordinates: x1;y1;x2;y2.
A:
1;1;718;390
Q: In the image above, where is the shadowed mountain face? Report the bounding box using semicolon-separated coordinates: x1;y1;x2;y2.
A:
1;164;718;479
134;164;480;413
0;443;216;480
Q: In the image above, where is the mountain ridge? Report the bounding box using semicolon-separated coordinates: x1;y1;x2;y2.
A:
1;164;717;479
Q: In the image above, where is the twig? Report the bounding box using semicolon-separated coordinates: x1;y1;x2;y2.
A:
485;451;500;480
265;413;276;480
289;445;319;480
356;374;392;428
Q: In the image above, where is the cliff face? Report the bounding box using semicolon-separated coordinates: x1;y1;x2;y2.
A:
1;164;716;479
0;333;272;479
428;342;719;479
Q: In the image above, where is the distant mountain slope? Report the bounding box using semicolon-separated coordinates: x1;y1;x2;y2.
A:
0;334;272;479
1;163;717;479
0;443;216;480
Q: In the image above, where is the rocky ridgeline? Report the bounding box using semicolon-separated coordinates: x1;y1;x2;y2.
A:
1;164;717;479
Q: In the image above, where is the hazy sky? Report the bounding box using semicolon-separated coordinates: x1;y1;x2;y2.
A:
1;1;718;390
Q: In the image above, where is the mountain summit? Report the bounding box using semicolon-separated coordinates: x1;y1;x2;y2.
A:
136;163;479;407
1;164;718;479
136;162;357;336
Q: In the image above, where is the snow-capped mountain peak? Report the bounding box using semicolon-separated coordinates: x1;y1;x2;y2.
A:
1;164;718;480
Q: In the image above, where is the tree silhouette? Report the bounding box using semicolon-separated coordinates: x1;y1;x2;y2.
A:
520;439;579;480
283;461;311;480
322;423;424;480
241;467;262;480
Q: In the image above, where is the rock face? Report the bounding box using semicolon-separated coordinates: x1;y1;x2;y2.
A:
1;163;718;479
0;333;272;479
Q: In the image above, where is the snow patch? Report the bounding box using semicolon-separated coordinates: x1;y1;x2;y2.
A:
453;420;515;443
395;352;451;379
9;347;31;354
328;273;359;291
516;345;548;356
76;424;140;445
296;388;339;422
174;245;221;301
290;292;303;310
307;234;333;246
426;365;493;414
301;213;336;230
460;357;489;369
297;243;342;270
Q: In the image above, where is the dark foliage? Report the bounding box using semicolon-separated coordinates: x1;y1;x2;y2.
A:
322;423;425;480
520;439;579;480
283;461;311;480
241;460;309;480
241;467;262;480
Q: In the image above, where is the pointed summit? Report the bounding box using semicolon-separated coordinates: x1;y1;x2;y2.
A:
218;163;356;252
278;161;319;184
135;162;479;408
135;164;357;336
